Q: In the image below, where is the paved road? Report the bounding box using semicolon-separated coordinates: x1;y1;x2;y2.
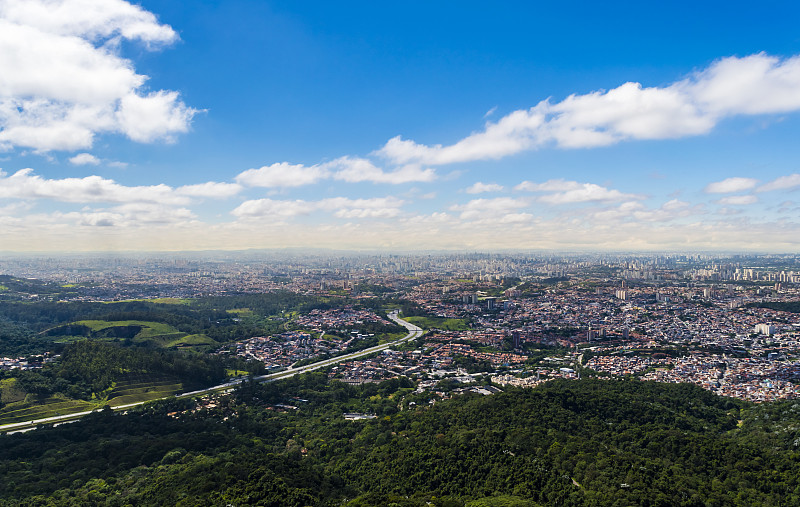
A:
0;311;423;434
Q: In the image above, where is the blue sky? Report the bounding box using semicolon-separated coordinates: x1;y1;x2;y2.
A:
2;0;800;252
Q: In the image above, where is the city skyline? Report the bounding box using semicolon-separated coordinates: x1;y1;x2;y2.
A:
2;0;800;252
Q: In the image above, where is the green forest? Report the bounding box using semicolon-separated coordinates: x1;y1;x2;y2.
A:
0;291;346;356
1;377;798;506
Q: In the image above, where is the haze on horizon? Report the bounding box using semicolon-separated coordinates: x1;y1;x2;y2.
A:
1;0;800;253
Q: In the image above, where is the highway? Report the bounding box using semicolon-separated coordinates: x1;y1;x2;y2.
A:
0;311;423;434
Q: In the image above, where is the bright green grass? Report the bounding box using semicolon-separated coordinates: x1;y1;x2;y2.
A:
165;334;217;347
53;336;91;344
102;298;194;305
403;316;470;331
105;374;183;407
50;320;216;348
0;397;97;425
0;284;9;291
107;384;183;407
149;298;193;305
227;308;253;316
0;378;26;404
73;320;177;334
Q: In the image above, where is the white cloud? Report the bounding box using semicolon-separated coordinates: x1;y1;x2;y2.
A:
465;182;504;194
177;181;242;198
628;199;703;222
757;173;800;193
231;198;316;219
326;157;436;184
716;195;758;205
69;152;100;165
235;162;330;188
376;53;800;166
318;197;405;218
378;108;547;165
591;201;647;222
515;179;643;204
116;91;196;143
704;177;759;193
231;196;405;220
0;201;32;215
236;158;435;188
0;168;188;204
0;0;177;45
687;53;800;116
0;0;196;152
449;197;529;221
67;203;196;227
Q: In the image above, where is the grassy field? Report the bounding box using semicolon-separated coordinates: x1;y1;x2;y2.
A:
74;319;176;334
402;316;470;331
106;374;183;407
165;334;217;347
48;320;217;348
0;378;27;405
102;298;194;305
0;373;186;426
0;396;97;425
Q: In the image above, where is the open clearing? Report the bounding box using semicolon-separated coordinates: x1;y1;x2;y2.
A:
0;396;96;425
45;320;217;348
106;374;183;407
402;316;470;331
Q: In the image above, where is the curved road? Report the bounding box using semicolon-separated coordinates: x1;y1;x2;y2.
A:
1;311;422;434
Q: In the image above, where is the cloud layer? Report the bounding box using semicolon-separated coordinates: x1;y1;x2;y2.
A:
376;53;800;166
0;0;196;152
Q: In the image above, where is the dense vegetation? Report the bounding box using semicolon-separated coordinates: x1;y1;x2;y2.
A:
0;291;339;356
7;341;229;399
2;377;799;506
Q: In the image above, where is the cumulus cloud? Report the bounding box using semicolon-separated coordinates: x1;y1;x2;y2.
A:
176;181;242;198
757;173;800;192
465;182;504;194
704;177;759;193
231;196;405;220
376;53;800;166
449;197;530;221
0;0;196;151
593;199;704;223
0;168;238;204
67;203;196;228
235;162;329;188
716;195;758;205
69;152;100;165
326;157;436;184
515;179;643;204
0;168;186;204
235;158;435;188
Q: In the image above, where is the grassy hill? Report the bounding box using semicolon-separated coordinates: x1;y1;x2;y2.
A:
44;319;218;348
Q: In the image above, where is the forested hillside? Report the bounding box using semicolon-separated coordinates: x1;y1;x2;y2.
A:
2;377;798;506
0;291;339;356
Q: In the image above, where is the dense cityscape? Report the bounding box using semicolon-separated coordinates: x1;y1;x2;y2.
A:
2;252;798;404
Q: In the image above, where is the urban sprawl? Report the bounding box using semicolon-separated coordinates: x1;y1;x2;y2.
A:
2;252;799;403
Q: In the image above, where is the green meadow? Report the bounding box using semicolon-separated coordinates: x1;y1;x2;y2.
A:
46;320;217;348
